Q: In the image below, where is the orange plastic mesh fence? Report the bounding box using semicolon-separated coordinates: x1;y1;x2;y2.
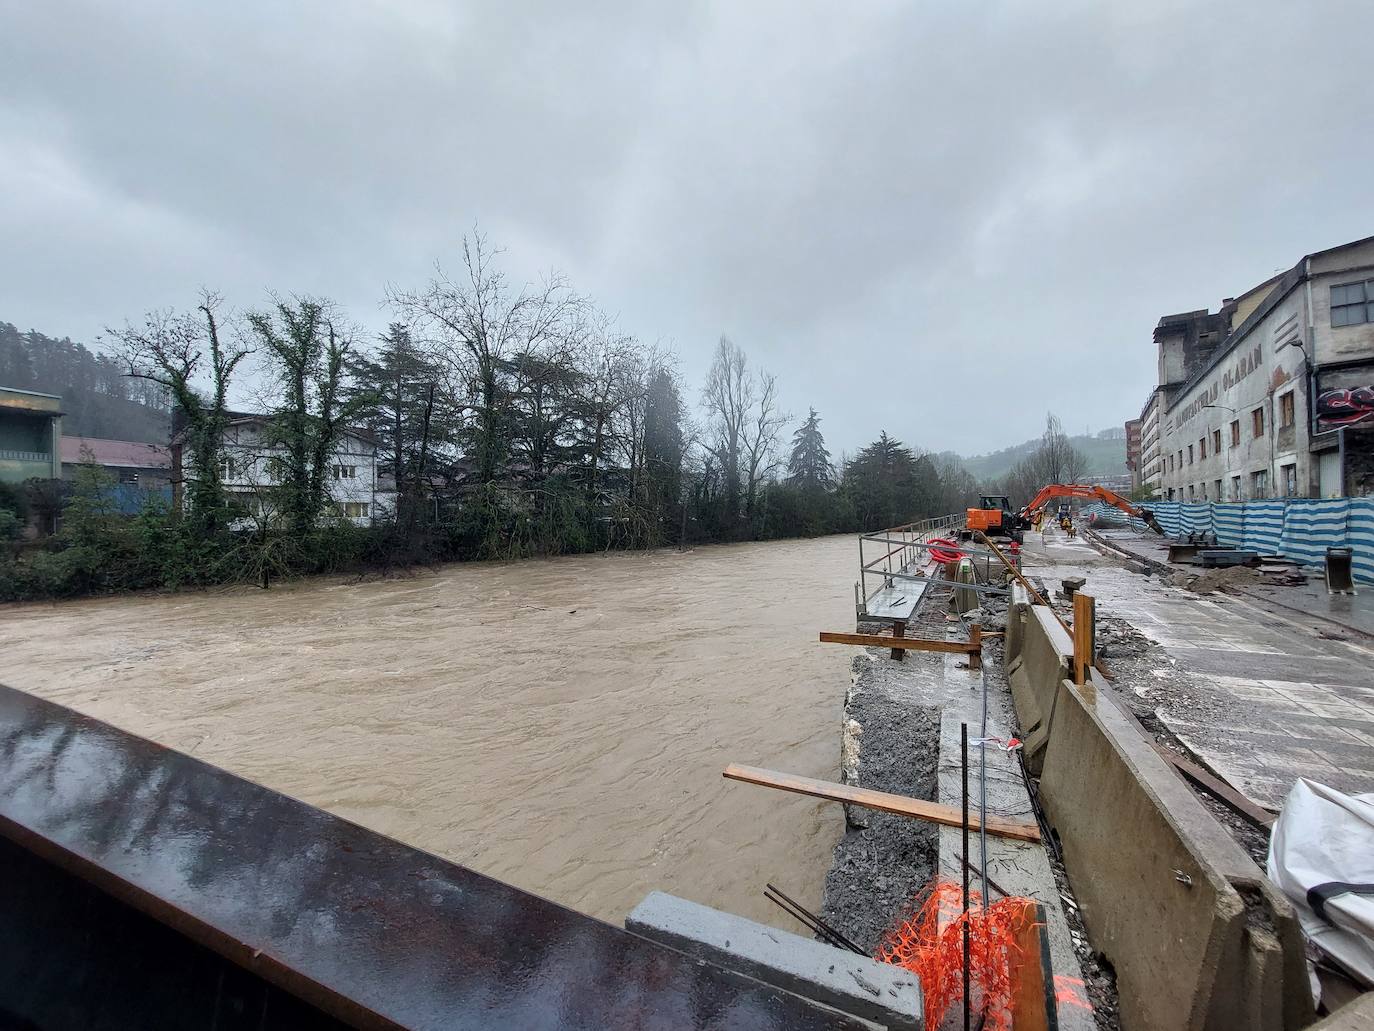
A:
874;879;1040;1031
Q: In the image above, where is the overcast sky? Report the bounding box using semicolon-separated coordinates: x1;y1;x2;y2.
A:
3;2;1372;456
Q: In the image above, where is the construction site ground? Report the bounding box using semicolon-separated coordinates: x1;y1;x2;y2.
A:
1034;525;1374;811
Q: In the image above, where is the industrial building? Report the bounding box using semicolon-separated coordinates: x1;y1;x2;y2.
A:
0;387;62;484
1140;235;1374;501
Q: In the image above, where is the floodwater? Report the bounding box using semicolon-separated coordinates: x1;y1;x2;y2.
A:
2;535;860;928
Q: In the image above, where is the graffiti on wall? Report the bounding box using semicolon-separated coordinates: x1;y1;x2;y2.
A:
1316;386;1374;427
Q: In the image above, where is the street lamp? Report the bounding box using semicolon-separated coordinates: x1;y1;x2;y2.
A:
1203;403;1236;414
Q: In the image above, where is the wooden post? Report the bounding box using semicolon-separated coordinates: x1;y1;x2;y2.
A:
968;623;982;671
890;618;906;662
1007;901;1055;1031
1073;592;1095;696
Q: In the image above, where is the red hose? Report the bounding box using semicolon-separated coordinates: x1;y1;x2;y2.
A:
927;537;966;564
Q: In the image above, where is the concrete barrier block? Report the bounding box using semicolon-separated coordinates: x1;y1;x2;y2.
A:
1037;679;1313;1030
627;891;922;1031
1006;606;1072;770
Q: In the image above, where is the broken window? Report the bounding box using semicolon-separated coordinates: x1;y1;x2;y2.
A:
1199;437;1207;460
1214;479;1223;500
1230;420;1241;447
1252;407;1265;438
1188;444;1194;465
1213;428;1222;453
1251;469;1269;497
1282;463;1297;497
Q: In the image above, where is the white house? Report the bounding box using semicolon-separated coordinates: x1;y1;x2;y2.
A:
173;411;394;527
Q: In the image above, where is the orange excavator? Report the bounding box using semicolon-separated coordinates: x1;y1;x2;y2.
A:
965;484;1164;541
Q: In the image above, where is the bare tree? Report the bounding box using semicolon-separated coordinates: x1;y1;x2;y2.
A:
108;291;250;534
1038;412;1087;485
700;336;752;520
741;369;789;519
388;233;587;484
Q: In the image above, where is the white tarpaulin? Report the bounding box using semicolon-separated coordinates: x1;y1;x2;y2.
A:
1267;778;1374;992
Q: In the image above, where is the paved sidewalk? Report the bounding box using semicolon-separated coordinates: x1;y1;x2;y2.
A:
1093;527;1374;638
1024;529;1374;809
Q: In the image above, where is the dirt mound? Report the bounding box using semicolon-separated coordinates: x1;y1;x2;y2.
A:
1173;564;1263;595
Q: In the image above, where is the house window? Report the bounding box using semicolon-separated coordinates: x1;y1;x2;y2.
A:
1281;463;1298;497
1251;469;1269;497
333;465;357;480
1214;479;1223;501
345;501;370;518
218;457;236;480
1230;420;1240;447
1212;429;1222;453
1199;437;1207;460
1278;391;1295;429
1252;407;1265;438
1331;280;1374;327
1187;445;1194;465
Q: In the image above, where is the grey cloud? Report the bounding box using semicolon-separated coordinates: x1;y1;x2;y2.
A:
2;0;1372;455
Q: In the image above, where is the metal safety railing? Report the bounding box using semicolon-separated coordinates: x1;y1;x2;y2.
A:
856;515;1014;619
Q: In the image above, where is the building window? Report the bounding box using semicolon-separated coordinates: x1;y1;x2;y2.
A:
1167;488;1175;501
218;457;236;480
334;501;371;518
1252;407;1265;438
1187;445;1194;465
1214;479;1222;501
1281;463;1297;497
1231;475;1242;501
1230;420;1240;447
1188;484;1196;501
333;465;357;480
1251;469;1269;497
1178;449;1183;468
1331;280;1374;327
1212;429;1222;453
1278;390;1295;429
1199;437;1207;460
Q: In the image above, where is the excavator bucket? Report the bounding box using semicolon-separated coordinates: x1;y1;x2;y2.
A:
1137;507;1165;535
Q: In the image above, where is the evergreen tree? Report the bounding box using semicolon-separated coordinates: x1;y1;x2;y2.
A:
346;323;451;525
786;407;834;491
642;367;684;540
844;431;920;529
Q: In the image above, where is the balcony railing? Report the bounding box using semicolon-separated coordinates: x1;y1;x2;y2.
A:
0;449;51;463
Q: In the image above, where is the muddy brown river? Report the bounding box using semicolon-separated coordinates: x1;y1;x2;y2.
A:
2;535;858;929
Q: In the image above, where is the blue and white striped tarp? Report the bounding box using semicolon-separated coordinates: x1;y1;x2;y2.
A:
1087;497;1374;584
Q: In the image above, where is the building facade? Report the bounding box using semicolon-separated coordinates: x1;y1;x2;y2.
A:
0;387;62;484
61;436;172;487
1153;236;1374;502
173;412;393;526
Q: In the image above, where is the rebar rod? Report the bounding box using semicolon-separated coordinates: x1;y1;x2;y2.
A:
764;883;865;955
961;722;971;1031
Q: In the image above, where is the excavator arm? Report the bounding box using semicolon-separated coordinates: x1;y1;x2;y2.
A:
1019;484;1165;535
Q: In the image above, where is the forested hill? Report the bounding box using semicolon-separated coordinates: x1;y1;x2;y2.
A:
0;322;170;442
953;429;1127;482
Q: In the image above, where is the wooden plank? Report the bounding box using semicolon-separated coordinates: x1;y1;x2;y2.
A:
819;631;976;655
1150;744;1276;828
722;764;1042;843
